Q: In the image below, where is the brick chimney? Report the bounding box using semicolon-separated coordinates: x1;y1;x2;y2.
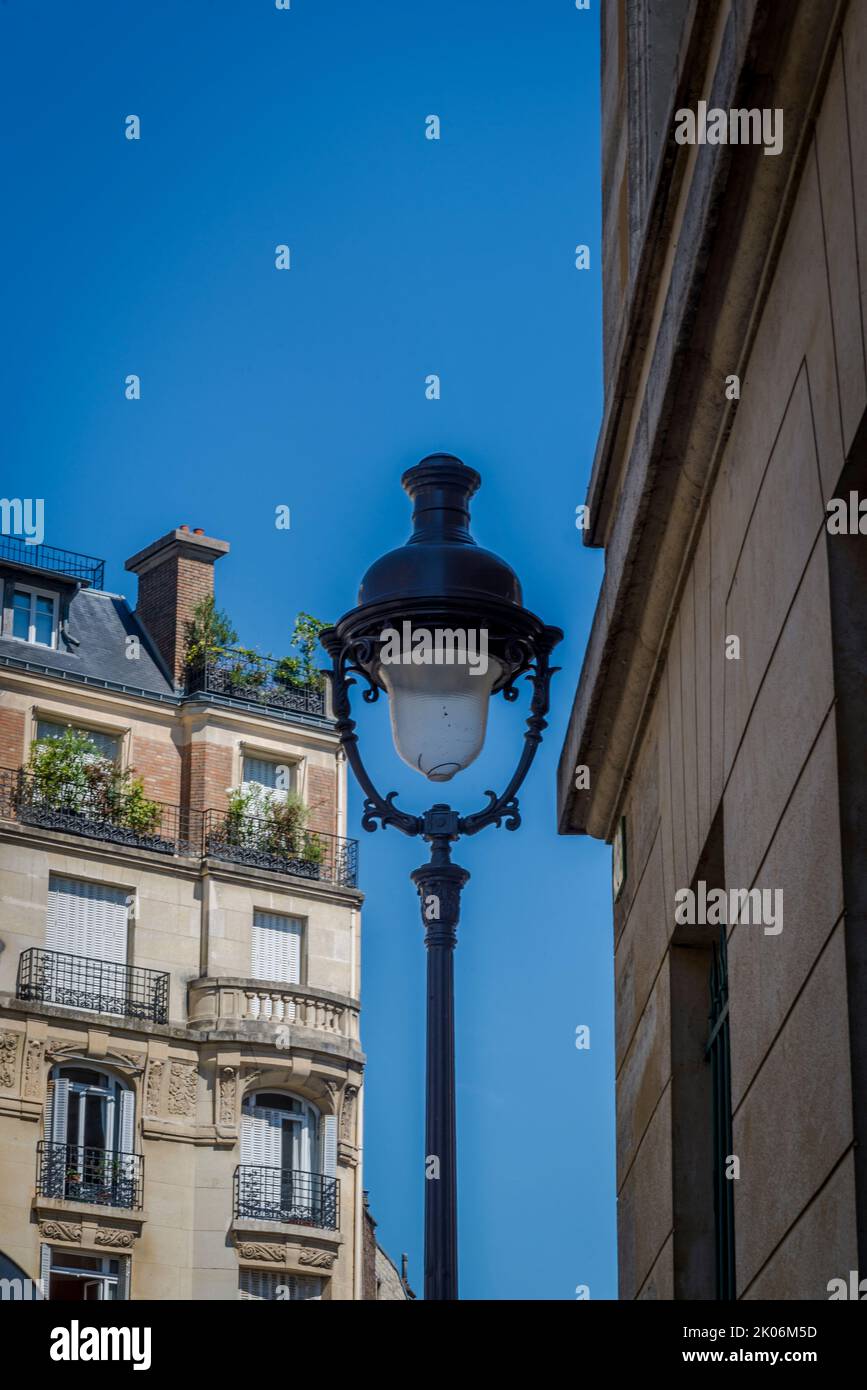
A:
125;526;230;686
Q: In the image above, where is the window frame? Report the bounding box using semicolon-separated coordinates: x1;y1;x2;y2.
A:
34;717;123;763
250;908;305;988
43;1247;127;1301
8;583;58;649
241;751;299;797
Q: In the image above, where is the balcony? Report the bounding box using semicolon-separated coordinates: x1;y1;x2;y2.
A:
0;767;201;856
0;535;105;589
185;649;326;718
37;1142;143;1211
0;768;359;889
188;978;359;1041
17;948;169;1024
234;1165;338;1231
204;810;358;888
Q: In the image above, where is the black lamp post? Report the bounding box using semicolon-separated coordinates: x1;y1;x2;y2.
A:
321;454;562;1301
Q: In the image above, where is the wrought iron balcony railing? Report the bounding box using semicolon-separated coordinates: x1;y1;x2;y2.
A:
234;1164;339;1230
0;535;105;589
204;809;358;888
0;768;202;856
37;1141;143;1210
185;649;326;717
0;768;358;888
17;948;169;1024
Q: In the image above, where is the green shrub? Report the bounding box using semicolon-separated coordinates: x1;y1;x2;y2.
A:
26;727;161;834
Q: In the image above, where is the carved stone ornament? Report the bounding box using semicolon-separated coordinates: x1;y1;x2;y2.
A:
145;1061;164;1114
0;1032;20;1089
22;1039;44;1098
237;1242;287;1263
94;1228;135;1248
339;1085;358;1144
39;1220;81;1243
109;1051;146;1075
298;1249;337;1269
219;1067;238;1125
167;1061;197;1117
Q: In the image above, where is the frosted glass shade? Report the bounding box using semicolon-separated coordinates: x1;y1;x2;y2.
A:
379;656;503;781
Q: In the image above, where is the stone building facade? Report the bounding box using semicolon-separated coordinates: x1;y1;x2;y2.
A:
558;0;867;1298
0;525;366;1299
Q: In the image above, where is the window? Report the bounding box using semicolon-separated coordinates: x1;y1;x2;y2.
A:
36;720;120;761
9;585;57;647
241;1092;318;1174
239;1270;321;1301
239;1091;337;1227
670;806;728;1300
242;755;296;796
41;1247;127;1301
707;927;736;1299
43;1065;137;1208
251;911;302;987
47;875;130;967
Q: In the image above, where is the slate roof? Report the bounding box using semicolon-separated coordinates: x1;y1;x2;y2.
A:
0;585;175;697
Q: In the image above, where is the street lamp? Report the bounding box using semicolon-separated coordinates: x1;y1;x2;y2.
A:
321;454;562;1301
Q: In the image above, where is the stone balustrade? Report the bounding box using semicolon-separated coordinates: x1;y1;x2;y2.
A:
187;977;360;1042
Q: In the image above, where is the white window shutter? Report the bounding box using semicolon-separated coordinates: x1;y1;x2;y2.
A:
39;1244;51;1300
116;1256;130;1300
241;1106;283;1168
240;1269;278;1300
45;1076;69;1144
118;1086;136;1154
243;757;295;795
47;876;128;964
239;1271;321;1301
321;1114;337;1178
251;912;301;985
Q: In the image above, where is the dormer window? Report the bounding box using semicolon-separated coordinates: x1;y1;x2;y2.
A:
9;584;57;648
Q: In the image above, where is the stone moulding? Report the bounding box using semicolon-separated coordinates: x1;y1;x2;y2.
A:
234;1238;338;1271
38;1219;82;1244
35;1205;144;1248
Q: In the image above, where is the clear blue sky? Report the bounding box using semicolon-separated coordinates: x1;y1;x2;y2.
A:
2;0;615;1299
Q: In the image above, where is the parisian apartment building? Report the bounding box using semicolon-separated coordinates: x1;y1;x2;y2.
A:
0;523;372;1300
558;0;867;1299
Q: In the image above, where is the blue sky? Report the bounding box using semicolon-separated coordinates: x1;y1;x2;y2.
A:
1;0;615;1299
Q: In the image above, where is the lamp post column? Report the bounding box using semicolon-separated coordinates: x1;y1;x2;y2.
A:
411;807;469;1302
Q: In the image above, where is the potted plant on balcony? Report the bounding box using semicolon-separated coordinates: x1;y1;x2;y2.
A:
274;613;328;695
23;728;164;847
182;596;238;694
267;794;324;880
217;785;325;879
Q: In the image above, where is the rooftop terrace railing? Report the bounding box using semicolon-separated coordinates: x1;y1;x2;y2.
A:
0;535;105;588
185;649;326;717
